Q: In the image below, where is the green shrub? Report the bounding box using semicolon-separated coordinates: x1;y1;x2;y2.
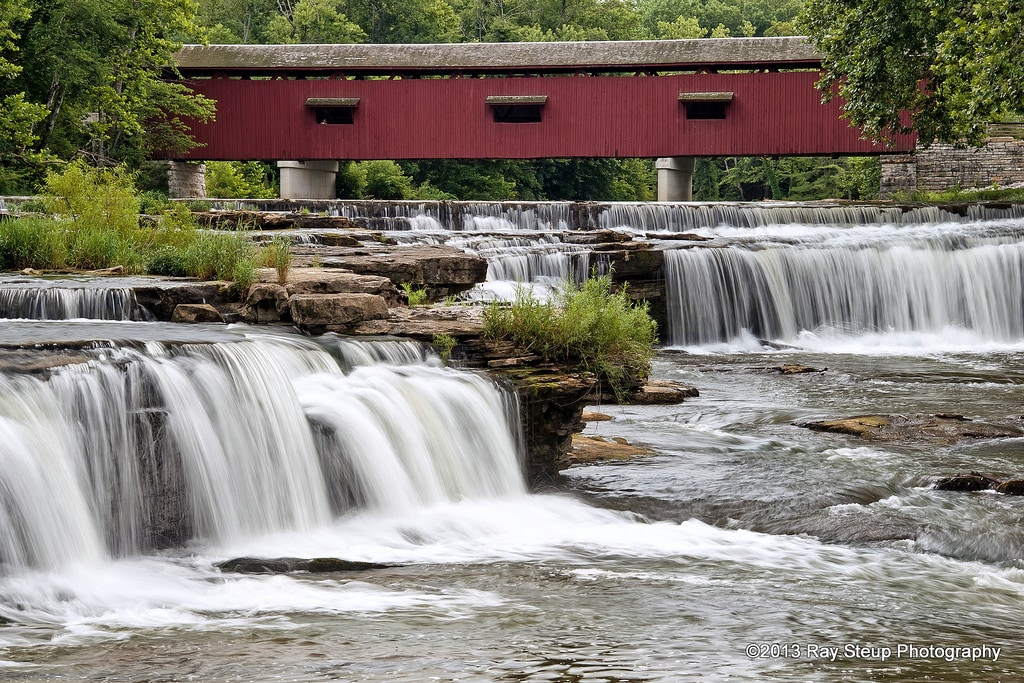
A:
138;190;172;215
205;161;277;199
41;160;139;237
484;274;658;400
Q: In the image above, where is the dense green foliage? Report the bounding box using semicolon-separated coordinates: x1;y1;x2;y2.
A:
0;0;214;192
801;0;1024;147
0;162;259;287
483;275;658;399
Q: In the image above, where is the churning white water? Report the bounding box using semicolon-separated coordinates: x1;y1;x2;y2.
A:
0;279;144;320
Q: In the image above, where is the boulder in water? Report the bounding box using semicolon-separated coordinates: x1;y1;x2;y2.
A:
568;434;652;464
935;473;1000;492
802;414;1023;444
995;479;1024;495
632;380;699;404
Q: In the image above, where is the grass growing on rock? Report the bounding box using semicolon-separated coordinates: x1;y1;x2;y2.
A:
483;274;658;400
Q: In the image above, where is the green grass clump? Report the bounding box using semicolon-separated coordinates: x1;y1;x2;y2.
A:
260;236;293;284
483;274;658;400
432;333;457;365
0;215;69;270
401;282;429;306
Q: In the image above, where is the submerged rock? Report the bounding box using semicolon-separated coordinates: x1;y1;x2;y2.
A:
773;364;826;374
801;414;1023;444
216;557;393;574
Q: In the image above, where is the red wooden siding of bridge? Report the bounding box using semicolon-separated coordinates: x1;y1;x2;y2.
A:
169;41;914;161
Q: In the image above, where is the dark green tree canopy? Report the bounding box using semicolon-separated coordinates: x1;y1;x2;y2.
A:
801;0;1023;146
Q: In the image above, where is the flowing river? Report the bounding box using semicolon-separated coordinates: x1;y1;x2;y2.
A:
0;205;1021;681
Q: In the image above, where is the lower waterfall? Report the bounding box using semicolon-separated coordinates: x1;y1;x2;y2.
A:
0;335;523;572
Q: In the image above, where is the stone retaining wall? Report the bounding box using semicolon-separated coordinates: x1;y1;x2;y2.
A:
880;127;1024;197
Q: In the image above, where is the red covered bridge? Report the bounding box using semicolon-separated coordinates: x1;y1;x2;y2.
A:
168;38;914;198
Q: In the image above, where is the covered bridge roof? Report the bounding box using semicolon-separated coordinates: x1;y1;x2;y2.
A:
171;37;821;77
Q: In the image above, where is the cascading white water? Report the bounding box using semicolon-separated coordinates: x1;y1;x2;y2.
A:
0;284;143;320
0;335;524;572
664;222;1024;345
600;201;1024;232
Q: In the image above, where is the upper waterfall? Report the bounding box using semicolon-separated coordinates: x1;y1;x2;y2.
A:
664;219;1024;346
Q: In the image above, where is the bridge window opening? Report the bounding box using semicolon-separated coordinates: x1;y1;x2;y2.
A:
684;101;728;119
486;95;547;123
678;91;733;120
315;108;354;124
492;104;543;123
306;97;359;125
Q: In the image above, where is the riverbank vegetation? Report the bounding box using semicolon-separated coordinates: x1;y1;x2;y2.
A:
483;275;658;400
892;186;1024;203
0;162;258;287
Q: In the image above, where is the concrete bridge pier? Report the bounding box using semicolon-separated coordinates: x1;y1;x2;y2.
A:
278;161;339;199
656;157;695;202
167;161;207;198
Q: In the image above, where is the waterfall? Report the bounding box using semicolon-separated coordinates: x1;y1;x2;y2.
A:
0;336;523;572
664;224;1024;345
0;282;145;320
599;202;1024;232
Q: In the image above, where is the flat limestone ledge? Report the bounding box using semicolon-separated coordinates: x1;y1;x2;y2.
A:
591;379;699;405
346;305;485;339
305;244;489;291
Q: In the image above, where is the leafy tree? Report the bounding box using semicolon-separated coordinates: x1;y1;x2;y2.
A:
403;160;528;200
656;16;705;40
205;161;277;198
800;0;1024;146
343;0;460;43
0;0;48;188
638;0;800;39
361;160;414;199
196;0;276;43
7;0;214;168
265;0;365;43
454;0;640;42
